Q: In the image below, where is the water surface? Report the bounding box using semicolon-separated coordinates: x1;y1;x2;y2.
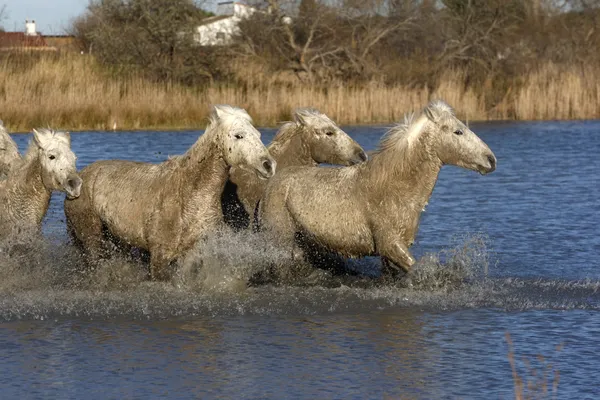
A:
2;121;599;398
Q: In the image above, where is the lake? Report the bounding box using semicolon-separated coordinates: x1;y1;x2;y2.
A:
1;121;599;398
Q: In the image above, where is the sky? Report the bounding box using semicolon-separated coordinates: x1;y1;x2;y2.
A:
1;0;219;35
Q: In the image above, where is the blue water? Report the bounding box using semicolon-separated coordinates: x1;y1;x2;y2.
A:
2;121;600;398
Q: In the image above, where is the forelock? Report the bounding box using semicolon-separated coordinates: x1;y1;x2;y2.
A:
34;128;72;150
211;105;254;127
294;108;336;130
424;100;457;124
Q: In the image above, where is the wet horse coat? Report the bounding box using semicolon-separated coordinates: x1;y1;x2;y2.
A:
0;121;21;179
0;129;81;239
64;105;275;281
258;100;497;278
223;108;367;230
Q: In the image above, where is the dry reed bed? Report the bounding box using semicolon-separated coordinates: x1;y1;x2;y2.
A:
0;55;598;132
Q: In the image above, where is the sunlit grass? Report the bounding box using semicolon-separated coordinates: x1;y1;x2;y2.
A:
1;53;598;132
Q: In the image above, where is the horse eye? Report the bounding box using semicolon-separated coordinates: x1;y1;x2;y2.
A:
234;134;244;139
326;131;335;136
49;155;56;160
454;130;463;136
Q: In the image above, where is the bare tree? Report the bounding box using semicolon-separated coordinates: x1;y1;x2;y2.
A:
72;0;215;84
235;0;414;82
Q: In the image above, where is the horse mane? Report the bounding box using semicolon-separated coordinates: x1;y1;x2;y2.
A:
374;113;417;155
269;122;297;150
0;123;18;151
167;105;252;167
269;108;334;152
367;100;455;184
373;100;455;155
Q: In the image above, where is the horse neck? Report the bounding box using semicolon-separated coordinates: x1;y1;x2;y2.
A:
7;150;52;224
363;135;442;209
268;127;314;169
177;127;229;197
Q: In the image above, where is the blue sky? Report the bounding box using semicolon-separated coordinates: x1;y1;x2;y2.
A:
1;0;218;34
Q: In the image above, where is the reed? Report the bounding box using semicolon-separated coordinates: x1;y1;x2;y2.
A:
511;63;600;120
1;54;599;132
505;332;562;400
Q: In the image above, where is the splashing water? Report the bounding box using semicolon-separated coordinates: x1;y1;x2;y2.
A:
0;230;599;321
402;234;492;291
174;229;290;293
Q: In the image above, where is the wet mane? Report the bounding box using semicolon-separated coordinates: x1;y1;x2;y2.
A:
168;105;252;167
268;122;299;152
269;108;334;152
373;100;455;156
374;113;417;155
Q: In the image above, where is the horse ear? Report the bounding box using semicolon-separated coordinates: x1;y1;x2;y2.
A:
424;100;454;125
213;105;226;121
424;104;442;124
294;110;308;126
294;108;321;127
32;128;47;149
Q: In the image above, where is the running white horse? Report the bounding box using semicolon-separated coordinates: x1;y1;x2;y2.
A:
258;100;497;280
223;108;367;229
64;105;276;281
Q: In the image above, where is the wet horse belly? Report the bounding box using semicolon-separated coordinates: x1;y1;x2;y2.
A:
298;216;374;257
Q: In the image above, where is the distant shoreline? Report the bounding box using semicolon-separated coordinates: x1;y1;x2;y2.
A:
2;54;599;133
8;118;596;135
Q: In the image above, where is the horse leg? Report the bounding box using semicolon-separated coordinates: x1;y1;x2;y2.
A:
65;205;108;268
149;247;175;281
379;241;415;278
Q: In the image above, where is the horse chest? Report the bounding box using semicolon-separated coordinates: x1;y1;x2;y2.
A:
179;193;221;246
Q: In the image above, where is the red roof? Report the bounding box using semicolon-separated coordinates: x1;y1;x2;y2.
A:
0;32;47;48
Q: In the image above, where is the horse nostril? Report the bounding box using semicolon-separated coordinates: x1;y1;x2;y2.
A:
358;151;368;162
263;160;272;172
487;155;496;167
67;177;82;189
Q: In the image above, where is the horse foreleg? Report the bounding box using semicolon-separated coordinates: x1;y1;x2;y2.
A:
149;249;175;281
380;241;415;277
66;208;107;268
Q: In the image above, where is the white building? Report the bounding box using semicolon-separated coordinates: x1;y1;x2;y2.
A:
25;19;38;36
195;2;256;46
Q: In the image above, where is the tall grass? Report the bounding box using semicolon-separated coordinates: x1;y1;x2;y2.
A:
1;54;599;132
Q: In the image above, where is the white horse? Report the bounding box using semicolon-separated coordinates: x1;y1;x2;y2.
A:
64;105;276;281
0;120;22;179
223;108;367;229
258;100;497;280
0;128;82;239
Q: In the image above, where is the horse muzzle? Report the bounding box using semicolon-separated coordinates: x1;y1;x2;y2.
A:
65;175;83;199
256;157;276;180
350;149;368;165
478;154;497;175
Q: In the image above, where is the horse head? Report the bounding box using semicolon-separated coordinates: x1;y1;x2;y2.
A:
294;108;367;166
211;105;276;180
32;128;82;199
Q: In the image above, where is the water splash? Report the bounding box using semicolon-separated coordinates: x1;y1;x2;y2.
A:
174;229;289;293
402;234;492;290
0;232;598;321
